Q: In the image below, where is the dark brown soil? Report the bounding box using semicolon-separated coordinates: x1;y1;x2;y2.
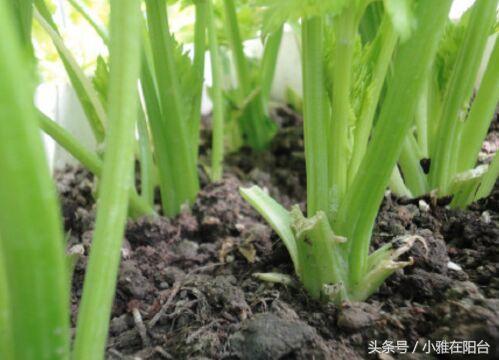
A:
58;108;499;359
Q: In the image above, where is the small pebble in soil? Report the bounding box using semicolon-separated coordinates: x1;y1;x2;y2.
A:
419;199;430;212
481;211;492;224
447;260;463;272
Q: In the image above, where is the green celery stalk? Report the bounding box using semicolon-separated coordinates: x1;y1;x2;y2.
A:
0;246;13;359
207;0;225;181
240;186;299;271
456;41;499;172
73;0;142;358
337;0;453;288
33;0;58;29
259;26;284;112
430;0;498;194
302;16;329;218
39;113;102;174
389;167;413;198
293;208;348;301
8;0;34;55
426;73;443;156
329;5;356;206
222;0;248;96
189;1;208;165
415;77;430;157
145;0;199;216
0;0;70;357
139;51;178;214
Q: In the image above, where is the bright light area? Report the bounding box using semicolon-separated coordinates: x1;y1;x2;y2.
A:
450;0;476;19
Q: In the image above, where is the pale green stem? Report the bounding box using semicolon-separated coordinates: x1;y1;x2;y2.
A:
145;0;199;216
415;78;430;157
190;1;208;164
259;26;284;113
302;16;329;217
329;6;356;205
0;1;70;357
389;167;413;198
207;0;225;181
457;40;499;172
73;1;142;358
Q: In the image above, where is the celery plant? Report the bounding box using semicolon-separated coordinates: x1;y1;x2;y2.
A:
141;0;201;216
389;0;499;207
242;0;453;302
0;0;69;358
222;0;282;150
429;0;497;195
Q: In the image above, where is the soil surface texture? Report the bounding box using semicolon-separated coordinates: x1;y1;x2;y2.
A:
58;108;499;359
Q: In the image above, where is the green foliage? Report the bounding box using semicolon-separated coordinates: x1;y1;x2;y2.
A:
173;36;204;127
435;11;470;94
256;0;348;34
